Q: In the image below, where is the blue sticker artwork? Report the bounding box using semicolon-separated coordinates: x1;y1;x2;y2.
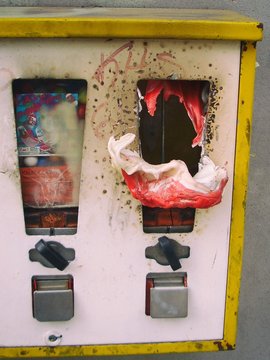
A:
15;92;79;155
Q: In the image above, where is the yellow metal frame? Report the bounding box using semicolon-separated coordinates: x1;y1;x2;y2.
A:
0;8;262;357
0;8;263;40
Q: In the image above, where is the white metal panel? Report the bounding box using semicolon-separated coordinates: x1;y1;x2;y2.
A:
0;38;240;346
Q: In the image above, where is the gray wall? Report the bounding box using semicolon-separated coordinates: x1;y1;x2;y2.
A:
1;1;269;360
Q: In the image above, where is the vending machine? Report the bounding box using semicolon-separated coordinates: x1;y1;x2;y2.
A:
0;7;263;357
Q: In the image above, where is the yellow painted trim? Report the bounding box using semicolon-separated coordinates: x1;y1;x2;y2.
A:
0;9;263;40
0;339;235;358
222;41;257;347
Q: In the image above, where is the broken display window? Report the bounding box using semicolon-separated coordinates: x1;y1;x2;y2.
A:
13;79;87;235
137;79;209;233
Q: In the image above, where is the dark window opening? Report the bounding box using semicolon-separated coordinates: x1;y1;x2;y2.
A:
138;79;209;233
13;79;87;235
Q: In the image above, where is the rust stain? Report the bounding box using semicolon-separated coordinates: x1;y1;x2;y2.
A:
214;340;235;351
245;118;251;145
19;350;29;356
195;342;203;350
241;41;248;52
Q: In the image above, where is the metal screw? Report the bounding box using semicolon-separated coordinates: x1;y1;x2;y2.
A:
44;331;63;346
48;334;62;343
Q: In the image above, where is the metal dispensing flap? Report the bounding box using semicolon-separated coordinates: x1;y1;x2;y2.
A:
32;275;74;322
146;273;188;318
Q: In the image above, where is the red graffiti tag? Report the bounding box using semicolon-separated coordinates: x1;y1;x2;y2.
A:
124;45;148;75
93;41;134;87
156;52;183;69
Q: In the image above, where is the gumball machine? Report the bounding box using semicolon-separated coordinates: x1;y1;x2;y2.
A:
0;7;263;357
